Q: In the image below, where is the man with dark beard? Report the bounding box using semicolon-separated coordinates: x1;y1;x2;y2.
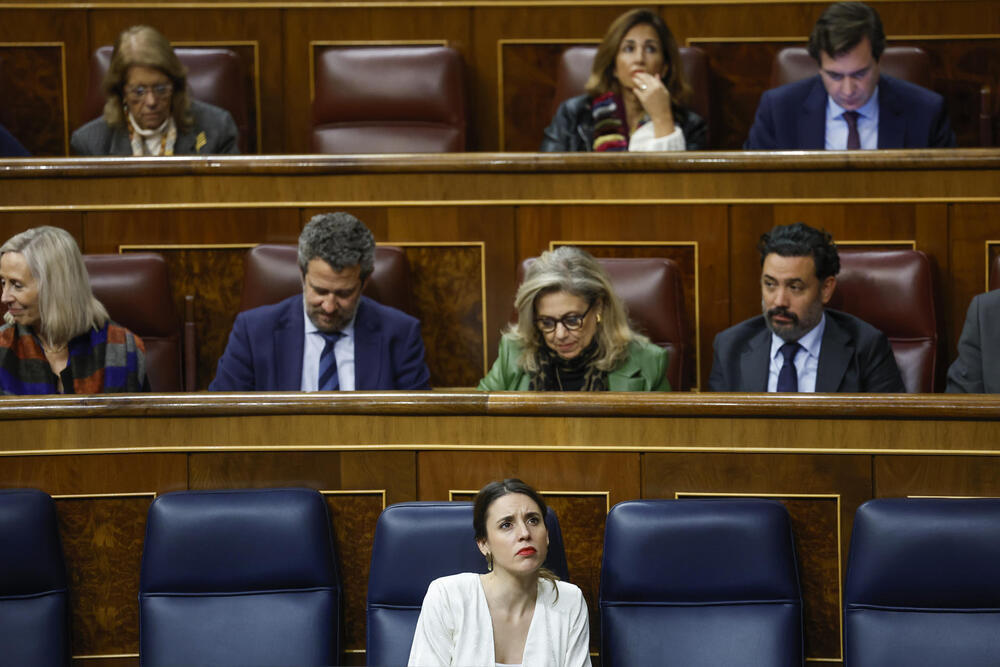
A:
210;212;431;391
708;222;903;392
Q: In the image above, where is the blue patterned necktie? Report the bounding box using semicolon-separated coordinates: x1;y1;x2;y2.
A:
318;331;344;391
776;341;801;392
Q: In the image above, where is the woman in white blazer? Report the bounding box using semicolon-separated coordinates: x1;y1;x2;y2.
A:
408;479;591;667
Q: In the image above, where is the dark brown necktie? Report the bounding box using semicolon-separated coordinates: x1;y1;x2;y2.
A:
844;111;861;150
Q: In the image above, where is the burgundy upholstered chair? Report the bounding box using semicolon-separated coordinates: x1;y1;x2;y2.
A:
518;256;689;391
769;46;931;89
826;248;937;393
311;46;467;153
84;253;195;392
85;46;252;153
239;244;415;317
550;45;711;123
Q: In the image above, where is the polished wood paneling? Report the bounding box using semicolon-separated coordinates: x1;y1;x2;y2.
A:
0;45;66;156
646;452;871;662
875;454;1000;498
947;203;1000;356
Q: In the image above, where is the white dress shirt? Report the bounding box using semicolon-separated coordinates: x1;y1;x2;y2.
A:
300;306;357;391
768;313;827;392
629;120;686;151
825;87;879;150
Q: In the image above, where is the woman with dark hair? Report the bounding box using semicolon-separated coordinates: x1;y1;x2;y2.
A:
0;226;150;394
541;8;706;152
71;25;238;156
409;479;591;666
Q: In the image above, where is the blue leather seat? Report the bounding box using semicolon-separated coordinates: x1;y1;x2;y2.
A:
139;488;340;667
366;501;569;666
0;488;69;667
600;499;803;667
845;498;1000;666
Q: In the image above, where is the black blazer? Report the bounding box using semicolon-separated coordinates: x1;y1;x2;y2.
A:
708;309;905;392
540;93;707;151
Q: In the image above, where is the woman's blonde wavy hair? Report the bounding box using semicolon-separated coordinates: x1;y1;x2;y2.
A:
503;246;645;374
101;25;193;131
1;226;108;346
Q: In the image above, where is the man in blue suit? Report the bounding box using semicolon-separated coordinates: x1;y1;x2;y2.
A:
210;212;431;391
745;2;955;150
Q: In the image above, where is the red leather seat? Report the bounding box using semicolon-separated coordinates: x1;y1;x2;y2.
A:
550;45;711;126
769;46;931;89
311;46;466;153
239;244;415;316
85;46;252;153
519;256;688;391
826;249;937;393
84;253;194;392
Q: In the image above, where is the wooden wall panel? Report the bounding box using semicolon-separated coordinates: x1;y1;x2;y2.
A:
643;452;872;663
0;45;67;156
875;455;1000;498
516;204;728;390
0;212;84;249
948;203;1000;358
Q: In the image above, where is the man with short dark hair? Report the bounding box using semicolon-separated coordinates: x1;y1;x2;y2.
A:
745;1;955;150
709;222;904;392
209;212;431;391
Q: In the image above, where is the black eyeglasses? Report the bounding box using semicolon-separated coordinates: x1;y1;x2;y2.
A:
125;83;174;101
535;302;594;333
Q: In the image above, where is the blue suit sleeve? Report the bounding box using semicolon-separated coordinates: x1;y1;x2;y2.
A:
208;313;256;390
393;318;431;389
745;90;779;150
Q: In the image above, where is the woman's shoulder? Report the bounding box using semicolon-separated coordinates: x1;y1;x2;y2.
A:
545;579;586;609
428;571;481;593
627;337;667;360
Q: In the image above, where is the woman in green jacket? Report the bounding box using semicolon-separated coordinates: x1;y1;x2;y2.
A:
478;246;670;392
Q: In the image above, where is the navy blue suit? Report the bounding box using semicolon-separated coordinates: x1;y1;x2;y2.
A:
209;295;431;391
708;309;904;392
745;74;956;150
0;123;29;156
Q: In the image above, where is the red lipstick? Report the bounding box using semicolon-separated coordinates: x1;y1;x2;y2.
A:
517;547;537;556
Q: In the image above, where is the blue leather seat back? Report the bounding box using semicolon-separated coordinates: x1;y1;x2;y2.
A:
845;498;1000;666
0;488;69;667
366;501;569;666
600;499;803;667
139;488;340;667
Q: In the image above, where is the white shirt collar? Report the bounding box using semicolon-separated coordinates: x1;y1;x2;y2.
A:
770;311;827;361
302;298;357;340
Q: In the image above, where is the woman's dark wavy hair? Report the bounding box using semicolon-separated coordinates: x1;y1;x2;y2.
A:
758;222;840;280
473;478;559;597
585;8;692;107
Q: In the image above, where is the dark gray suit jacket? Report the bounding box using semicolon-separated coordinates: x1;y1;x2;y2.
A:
708;309;905;392
947;289;1000;393
70;99;239;155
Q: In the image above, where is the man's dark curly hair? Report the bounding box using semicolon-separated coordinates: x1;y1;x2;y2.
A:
808;1;886;63
758;222;840;280
298;212;375;280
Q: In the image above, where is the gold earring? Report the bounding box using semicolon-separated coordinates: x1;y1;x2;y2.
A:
485;551;494;572
596;312;602;323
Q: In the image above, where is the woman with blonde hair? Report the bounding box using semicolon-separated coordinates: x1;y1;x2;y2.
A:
0;226;150;394
409;478;591;666
71;25;238;156
478;246;670;391
541;8;706;152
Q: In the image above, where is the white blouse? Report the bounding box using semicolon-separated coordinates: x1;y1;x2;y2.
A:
629;120;686;152
408;572;592;667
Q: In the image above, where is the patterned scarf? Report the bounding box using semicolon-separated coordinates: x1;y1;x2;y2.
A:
127;112;177;156
529;338;608;391
591;91;649;152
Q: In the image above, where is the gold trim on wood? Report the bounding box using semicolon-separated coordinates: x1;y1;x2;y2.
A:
319;488;388;510
308;40;449;103
552;240;701;390
676;491;843;662
449;489;611;514
52;491;156;499
173;40;263;154
73;653;140;660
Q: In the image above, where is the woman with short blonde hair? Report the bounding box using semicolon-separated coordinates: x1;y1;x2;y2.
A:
0;226;150;394
478;246;670;391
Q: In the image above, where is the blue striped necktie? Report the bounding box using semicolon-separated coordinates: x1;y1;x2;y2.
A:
318;331;344;391
776;341;801;392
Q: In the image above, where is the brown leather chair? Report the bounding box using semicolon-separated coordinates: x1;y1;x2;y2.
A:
826;248;937;393
83;253;194;392
550;45;711;125
239;244;415;317
769;46;931;89
518;256;688;391
311;46;466;153
84;46;251;153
